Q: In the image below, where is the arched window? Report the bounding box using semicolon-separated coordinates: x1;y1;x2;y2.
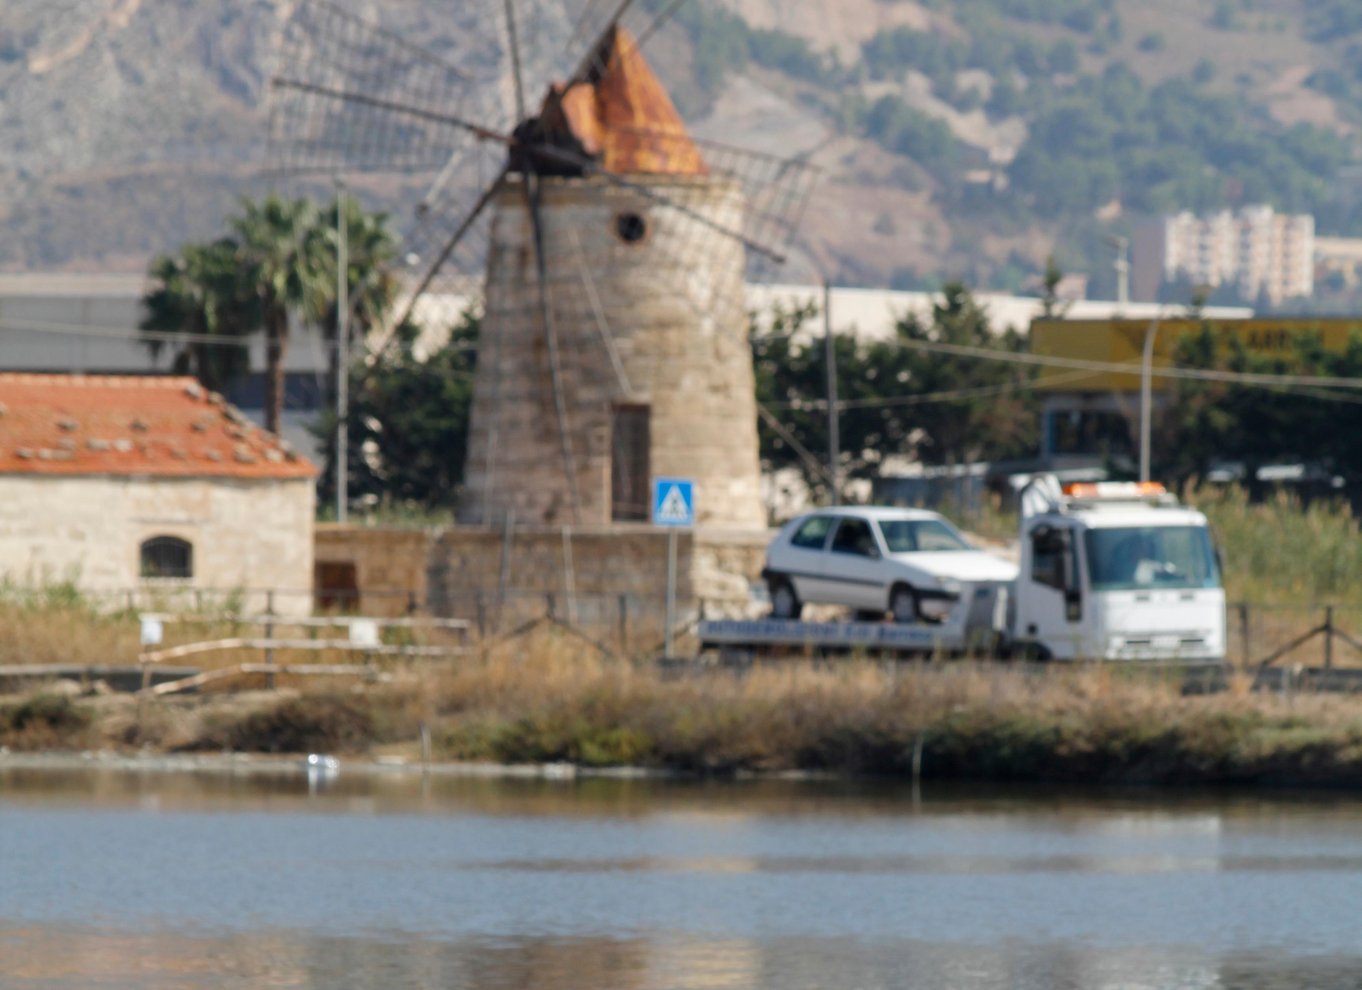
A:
141;536;193;579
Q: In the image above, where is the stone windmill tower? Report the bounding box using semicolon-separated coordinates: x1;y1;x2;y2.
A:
268;2;818;529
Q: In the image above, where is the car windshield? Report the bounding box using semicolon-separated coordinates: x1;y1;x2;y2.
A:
1083;525;1221;592
876;517;971;553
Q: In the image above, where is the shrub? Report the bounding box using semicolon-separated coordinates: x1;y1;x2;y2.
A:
211;693;375;754
1;692;93;750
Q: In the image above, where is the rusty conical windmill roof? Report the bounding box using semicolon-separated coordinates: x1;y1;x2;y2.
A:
540;25;708;177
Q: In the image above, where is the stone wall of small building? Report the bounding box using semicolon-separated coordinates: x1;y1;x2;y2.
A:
0;475;315;614
313;524;430;617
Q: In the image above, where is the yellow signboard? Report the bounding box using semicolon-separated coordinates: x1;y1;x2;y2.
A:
1030;318;1362;392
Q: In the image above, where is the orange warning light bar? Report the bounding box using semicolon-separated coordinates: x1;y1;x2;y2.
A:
1062;481;1168;499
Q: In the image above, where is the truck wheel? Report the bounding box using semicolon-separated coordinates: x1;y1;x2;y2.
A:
1015;641;1052;663
770;579;802;620
889;585;920;624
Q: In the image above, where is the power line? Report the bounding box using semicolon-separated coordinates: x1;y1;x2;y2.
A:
10;313;1362;402
879;335;1362;390
1;316;256;349
764;367;1101;411
0;316;481;355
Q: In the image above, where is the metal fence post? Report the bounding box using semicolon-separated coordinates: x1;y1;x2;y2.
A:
618;594;628;653
497;512;514;613
1239;603;1250;669
1325;605;1335;669
265;589;276;690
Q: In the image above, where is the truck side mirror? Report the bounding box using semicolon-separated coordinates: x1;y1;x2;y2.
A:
1064;589;1082;623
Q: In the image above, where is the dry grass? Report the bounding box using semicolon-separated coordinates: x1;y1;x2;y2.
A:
11;623;1362;786
0;588;139;667
347;627;1362;784
7;485;1362;781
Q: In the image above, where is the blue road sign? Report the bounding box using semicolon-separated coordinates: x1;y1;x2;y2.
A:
652;477;695;527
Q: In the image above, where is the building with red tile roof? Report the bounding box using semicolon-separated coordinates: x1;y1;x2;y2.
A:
0;374;317;613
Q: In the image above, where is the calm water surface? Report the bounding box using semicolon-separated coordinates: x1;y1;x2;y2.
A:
4;763;1362;988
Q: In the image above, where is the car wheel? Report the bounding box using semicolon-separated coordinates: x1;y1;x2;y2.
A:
889;585;920;624
769;579;802;620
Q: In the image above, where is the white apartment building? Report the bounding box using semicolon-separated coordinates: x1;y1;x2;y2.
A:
1132;205;1314;305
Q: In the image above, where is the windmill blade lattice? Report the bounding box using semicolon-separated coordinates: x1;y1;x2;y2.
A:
268;0;486;176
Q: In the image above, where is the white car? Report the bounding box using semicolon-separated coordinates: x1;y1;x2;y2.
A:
762;506;1019;623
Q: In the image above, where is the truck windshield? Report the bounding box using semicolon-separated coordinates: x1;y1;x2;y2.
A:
1083;526;1221;592
878;518;972;553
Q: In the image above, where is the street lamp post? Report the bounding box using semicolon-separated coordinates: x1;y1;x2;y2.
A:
823;277;839;504
335;179;349;524
1139;317;1158;483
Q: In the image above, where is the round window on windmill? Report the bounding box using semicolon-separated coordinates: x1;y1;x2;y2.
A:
615;212;648;244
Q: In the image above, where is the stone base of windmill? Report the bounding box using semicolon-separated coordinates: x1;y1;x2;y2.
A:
314;523;774;649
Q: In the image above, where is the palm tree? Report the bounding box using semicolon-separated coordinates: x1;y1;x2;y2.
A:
229;195;331;436
140;238;256;394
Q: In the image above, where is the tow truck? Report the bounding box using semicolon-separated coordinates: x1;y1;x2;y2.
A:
697;478;1226;663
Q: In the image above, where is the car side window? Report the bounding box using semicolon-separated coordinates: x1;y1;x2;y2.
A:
1031;527;1073;591
790;515;834;550
831;518;877;557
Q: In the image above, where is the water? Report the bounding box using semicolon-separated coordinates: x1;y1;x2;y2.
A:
4;763;1362;988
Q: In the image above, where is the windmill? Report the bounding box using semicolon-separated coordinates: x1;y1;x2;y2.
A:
267;0;818;528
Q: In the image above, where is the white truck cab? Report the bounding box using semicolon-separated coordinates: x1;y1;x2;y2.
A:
1013;479;1225;662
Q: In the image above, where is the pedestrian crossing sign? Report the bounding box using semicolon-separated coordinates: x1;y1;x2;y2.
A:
651;477;695;527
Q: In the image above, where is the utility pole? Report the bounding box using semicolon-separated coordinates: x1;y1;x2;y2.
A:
336;179;349;524
823;278;839;504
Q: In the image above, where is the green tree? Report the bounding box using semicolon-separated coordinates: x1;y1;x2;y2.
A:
140;238;256;394
1040;255;1067;318
885;282;1036;466
1155;326;1362;485
229;195;332;435
752;284;1038;497
316;310;480;509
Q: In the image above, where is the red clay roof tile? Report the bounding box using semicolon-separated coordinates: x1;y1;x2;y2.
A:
0;374;316;480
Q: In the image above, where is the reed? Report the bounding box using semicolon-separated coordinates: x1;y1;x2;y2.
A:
1184;485;1362;603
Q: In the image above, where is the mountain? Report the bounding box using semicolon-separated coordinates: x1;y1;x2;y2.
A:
4;0;1361;301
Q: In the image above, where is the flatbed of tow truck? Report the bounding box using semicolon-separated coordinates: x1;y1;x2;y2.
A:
696;617;981;658
699;580;1008;659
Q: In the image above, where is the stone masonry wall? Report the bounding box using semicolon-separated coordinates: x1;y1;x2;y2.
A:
0;475;315;615
314;524;773;638
313;525;429;617
461;175;765;530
